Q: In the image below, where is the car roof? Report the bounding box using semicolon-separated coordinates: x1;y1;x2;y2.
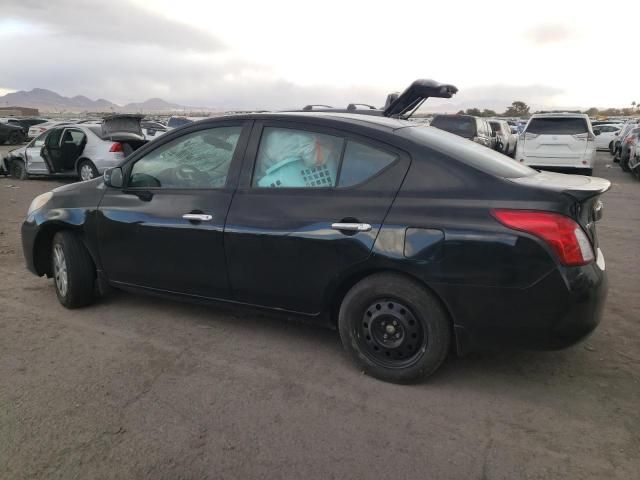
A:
203;111;418;132
530;113;589;119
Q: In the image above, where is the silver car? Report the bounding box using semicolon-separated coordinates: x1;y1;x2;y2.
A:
2;115;147;181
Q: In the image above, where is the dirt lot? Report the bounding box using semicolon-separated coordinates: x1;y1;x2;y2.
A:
0;148;638;479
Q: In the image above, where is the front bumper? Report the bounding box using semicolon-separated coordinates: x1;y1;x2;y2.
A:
21;218;40;276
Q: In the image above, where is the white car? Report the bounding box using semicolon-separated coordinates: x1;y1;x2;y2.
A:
515;113;597;176
630;143;640;179
3;115;146;181
27;120;74;139
593;124;622;151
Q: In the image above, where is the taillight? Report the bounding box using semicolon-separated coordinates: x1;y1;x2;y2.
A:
524;132;538;140
109;142;123;152
491;209;595;266
572;132;593;141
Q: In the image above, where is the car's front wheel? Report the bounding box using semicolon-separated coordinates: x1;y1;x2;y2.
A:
10;159;28;180
51;231;96;308
338;273;451;384
78;159;99;181
8;131;23;145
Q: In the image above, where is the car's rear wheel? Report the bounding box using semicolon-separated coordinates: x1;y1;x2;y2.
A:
608;141;614;154
51;231;96;308
78;160;99;181
10;159;28;180
8;131;23;145
338;273;451;384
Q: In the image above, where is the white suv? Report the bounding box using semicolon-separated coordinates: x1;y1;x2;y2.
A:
515;113;596;176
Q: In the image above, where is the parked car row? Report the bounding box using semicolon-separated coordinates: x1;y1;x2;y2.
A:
429;114;518;157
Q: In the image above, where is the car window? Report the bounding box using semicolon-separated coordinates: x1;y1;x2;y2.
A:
32;131;49;148
252;127;344;188
526;117;588;135
338;141;397;187
62;129;85;145
46;128;63;147
129;126;242;189
431;116;476;138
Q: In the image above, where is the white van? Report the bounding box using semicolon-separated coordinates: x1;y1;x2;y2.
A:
515;113;597;175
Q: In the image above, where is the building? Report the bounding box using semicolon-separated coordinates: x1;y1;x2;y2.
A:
0;106;39;117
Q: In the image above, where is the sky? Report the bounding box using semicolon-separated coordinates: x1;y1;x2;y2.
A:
1;0;639;111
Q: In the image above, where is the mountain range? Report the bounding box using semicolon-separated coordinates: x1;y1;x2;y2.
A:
0;88;204;113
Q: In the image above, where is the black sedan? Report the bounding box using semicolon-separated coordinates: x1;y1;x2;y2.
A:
21;112;610;383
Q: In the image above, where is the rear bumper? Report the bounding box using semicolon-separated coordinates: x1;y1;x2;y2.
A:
442;250;608;354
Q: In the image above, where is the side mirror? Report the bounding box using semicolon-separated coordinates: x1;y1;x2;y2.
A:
104;167;123;188
593;129;601;136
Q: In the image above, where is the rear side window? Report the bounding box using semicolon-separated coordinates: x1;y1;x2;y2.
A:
338;141;396;187
252;127;398;188
46;128;63;147
489;122;500;133
526;117;588;135
431;116;476;138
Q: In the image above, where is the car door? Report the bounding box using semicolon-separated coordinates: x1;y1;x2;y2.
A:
41;127;64;172
24;131;51;174
224;121;411;314
97;120;251;298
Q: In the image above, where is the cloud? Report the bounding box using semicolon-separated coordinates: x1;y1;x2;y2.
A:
524;23;577;45
422;84;565;113
3;0;223;52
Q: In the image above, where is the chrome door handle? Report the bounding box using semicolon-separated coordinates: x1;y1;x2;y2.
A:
331;222;372;232
182;214;212;221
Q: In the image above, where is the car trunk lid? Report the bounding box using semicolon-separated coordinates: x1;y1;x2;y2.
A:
101;114;144;138
509;171;610;248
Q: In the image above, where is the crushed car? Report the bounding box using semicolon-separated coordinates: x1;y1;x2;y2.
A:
2;114;147;181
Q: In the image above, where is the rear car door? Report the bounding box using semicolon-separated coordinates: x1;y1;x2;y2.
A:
224;121;410;314
97;121;251;298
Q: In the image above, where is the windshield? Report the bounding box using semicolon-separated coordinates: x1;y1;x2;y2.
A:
402;126;536;179
431;116;475;138
526;117;588;135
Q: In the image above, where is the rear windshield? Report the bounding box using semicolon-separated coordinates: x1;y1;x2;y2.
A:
526;117;588;135
402;126;535;179
431;116;475;138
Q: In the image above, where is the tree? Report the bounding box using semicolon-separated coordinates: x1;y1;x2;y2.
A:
503;101;530;118
585;107;600;117
481;109;497;117
633;101;637;111
456;110;465;115
465;108;482;116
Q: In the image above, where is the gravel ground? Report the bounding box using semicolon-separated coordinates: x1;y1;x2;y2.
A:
0;148;638;480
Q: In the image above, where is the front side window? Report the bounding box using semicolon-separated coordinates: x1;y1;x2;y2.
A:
32;131;49;148
252;128;343;188
129;126;241;189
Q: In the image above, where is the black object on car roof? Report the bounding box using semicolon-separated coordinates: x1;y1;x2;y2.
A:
296;79;458;119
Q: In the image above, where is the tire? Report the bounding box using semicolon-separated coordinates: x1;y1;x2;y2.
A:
51;231;96;308
77;159;99;181
620;154;631;172
9;159;28;180
608;141;614;154
338;273;451;384
7;131;23;145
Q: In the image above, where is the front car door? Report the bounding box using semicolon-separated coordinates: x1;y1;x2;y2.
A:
224;120;410;314
97;120;251;299
24;131;51;174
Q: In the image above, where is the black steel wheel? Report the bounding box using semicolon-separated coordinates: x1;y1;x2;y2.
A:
339;273;451;384
8;131;22;145
358;299;426;368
